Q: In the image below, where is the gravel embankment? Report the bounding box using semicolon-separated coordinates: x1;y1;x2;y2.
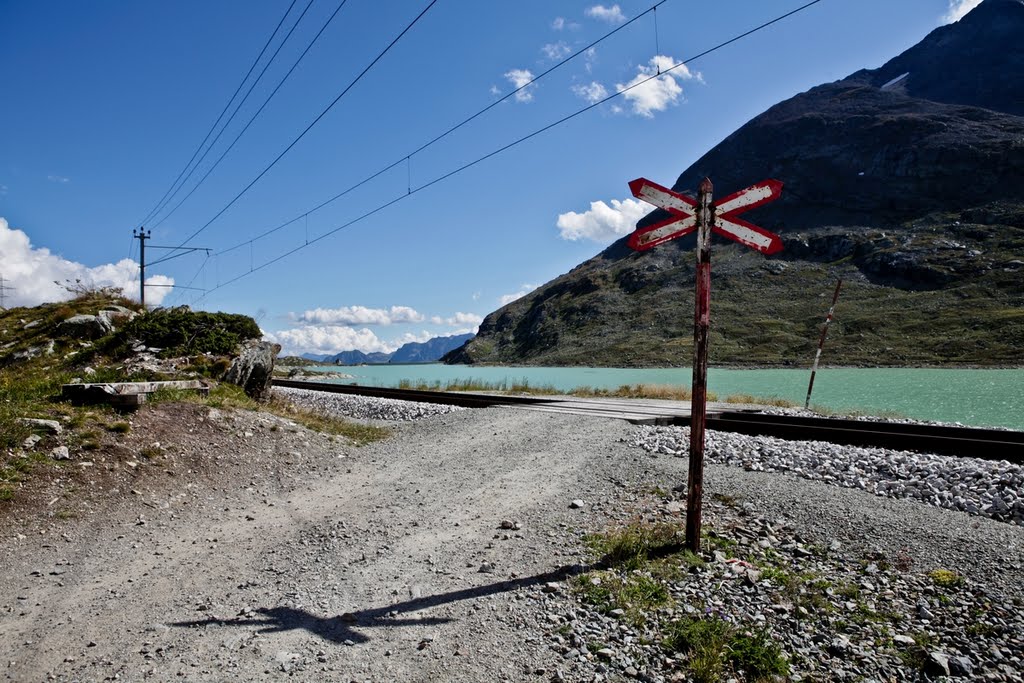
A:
274;386;467;422
627;424;1024;526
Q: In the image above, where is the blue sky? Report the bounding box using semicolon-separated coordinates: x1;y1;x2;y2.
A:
0;0;982;355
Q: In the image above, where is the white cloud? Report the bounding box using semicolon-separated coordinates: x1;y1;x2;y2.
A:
551;16;565;30
943;0;982;22
556;197;649;243
295;305;425;326
571;81;608;104
585;4;626;24
541;41;571;61
264;325;392;355
616;55;699;118
505;69;536;102
489;84;501;96
47;175;70;184
500;284;538;306
265;324;469;356
448;311;483;327
0;185;8;196
391;330;435;347
0;217;173;307
430;312;483;328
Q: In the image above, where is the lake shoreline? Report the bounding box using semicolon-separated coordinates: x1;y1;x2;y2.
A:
292;364;1024;430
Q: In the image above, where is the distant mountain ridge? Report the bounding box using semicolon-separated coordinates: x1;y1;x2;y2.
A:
445;0;1024;368
302;333;474;365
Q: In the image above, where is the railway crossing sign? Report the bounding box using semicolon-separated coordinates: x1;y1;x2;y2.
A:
627;177;783;253
627;175;783;552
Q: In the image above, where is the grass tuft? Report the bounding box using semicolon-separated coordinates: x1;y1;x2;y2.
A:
928;568;964;588
584;522;685;570
664;616;789;682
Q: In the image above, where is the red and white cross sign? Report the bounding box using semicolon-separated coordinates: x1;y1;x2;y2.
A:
627;177;784;254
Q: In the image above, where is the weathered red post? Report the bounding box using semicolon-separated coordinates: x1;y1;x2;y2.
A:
686;178;714;552
626;174;783;553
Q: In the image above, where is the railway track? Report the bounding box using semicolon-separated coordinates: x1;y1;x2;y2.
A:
273;379;1024;463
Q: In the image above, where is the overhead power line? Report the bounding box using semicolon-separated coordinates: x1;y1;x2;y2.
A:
216;0;668;258
137;0;300;228
188;0;826;303
161;0;440;267
149;0;333;231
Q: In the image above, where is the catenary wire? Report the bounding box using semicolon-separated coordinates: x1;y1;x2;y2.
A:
136;0;299;229
148;0;321;231
214;0;668;257
186;0;826;303
160;0;439;268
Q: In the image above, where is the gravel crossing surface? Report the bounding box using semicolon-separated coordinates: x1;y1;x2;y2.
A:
1;394;1021;682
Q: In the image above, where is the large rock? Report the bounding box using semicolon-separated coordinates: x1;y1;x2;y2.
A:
224;341;281;401
57;314;113;340
98;305;137;328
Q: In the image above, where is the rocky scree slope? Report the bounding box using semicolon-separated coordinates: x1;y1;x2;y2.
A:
447;0;1024;368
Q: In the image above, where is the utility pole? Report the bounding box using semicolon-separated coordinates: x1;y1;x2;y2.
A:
0;275;14;308
133;232;211;308
133;228;151;308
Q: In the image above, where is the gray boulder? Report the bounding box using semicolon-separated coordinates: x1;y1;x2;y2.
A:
18;418;63;435
98;305;137;328
57;314;113;340
224;340;280;401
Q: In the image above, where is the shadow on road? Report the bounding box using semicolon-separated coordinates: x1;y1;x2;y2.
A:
170;563;586;645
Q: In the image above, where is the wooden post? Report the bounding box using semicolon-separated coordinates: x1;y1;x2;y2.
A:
805;278;843;409
686;177;714;553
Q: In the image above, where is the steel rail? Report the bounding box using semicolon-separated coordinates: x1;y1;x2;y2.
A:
272;378;549;409
273;379;1023;462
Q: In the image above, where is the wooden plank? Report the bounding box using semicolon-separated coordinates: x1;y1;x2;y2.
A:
61;379;210;408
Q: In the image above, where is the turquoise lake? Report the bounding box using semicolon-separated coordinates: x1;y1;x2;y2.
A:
300;365;1024;431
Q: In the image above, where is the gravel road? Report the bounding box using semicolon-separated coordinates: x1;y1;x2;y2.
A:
1;399;1021;682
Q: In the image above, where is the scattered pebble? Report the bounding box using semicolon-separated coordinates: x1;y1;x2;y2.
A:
274;387;466;422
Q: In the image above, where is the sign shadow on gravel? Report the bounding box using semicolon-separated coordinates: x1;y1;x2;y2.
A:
170;564;584;645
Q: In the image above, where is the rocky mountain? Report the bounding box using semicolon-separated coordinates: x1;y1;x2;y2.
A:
390;333;474;364
447;0;1024;368
306;333;475;366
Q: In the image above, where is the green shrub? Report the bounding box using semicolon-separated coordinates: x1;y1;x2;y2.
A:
120;307;260;357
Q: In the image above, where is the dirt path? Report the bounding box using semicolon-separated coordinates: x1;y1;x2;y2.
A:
1;405;647;682
5;400;1022;682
